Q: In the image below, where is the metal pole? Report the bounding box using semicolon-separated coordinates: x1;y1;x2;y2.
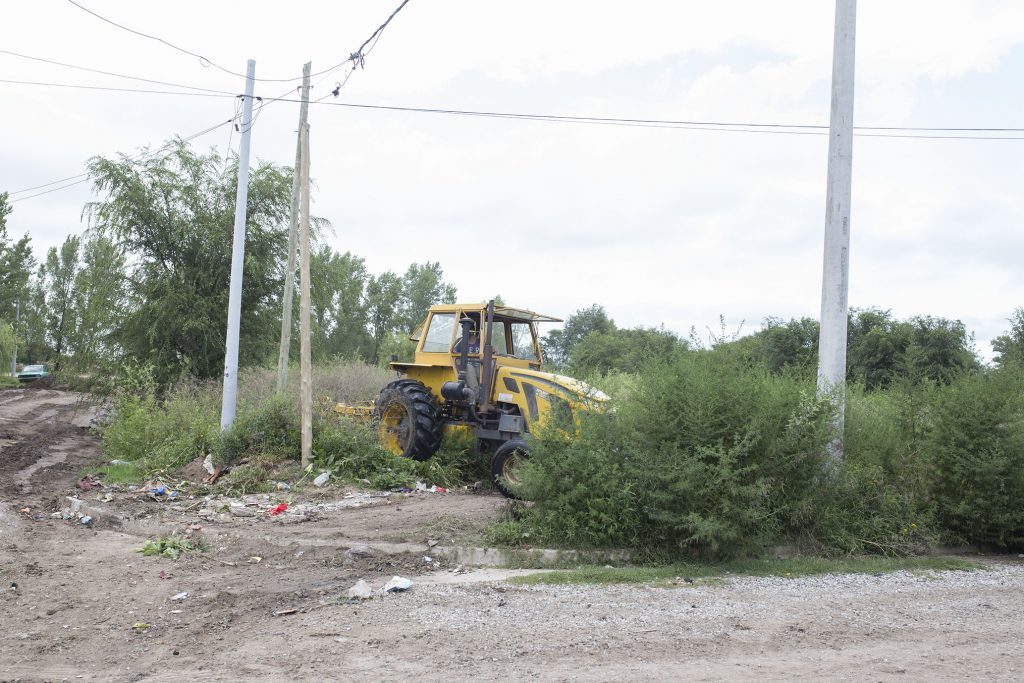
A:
276;62;312;395
816;0;857;465
299;122;313;467
220;59;257;431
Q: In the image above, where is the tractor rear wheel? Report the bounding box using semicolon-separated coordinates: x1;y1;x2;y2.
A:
491;438;530;499
375;380;443;461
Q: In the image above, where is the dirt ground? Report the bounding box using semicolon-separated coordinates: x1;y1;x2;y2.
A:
2;387;1024;683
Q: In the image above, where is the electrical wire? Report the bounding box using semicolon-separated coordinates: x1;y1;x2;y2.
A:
0;48;234;94
64;0;414;84
9;118;238;202
283;99;1024;140
0;77;235;98
2;74;1021;139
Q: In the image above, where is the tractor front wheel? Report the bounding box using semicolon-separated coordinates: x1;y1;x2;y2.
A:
375;380;442;461
491;438;530;499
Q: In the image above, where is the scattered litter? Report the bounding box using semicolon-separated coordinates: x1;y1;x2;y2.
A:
452;565;466;575
49;512;62;519
66;497;85;514
423;556;433;564
248;556;263;564
170;609;183;614
19;507;31;514
273;608;298;617
131;623;152;632
273;481;291;491
100;494;114;503
392;486;413;493
158;570;171;580
109;459;131;466
76;475;102;491
9;582;17;592
313;472;330;487
202;454;216;475
382;576;413;593
414;482;447;493
170;592;188;601
347;579;373;600
79;516;93;526
188;523;203;531
268;503;288;516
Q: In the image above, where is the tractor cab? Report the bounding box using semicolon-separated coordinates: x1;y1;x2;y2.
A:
369;300;607;497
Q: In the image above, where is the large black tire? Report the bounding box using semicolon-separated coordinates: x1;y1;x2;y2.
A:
375;380;443;461
492;438;530;499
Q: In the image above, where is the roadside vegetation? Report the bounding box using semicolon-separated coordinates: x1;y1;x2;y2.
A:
4;140;1024;564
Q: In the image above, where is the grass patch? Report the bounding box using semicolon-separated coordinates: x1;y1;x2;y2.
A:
509;556;982;586
137;534;205;559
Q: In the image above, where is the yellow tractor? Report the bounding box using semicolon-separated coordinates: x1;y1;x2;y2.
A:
343;300;607;497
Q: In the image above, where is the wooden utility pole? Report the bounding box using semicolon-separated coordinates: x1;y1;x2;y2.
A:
816;0;857;466
220;59;257;431
299;122;313;468
276;62;312;395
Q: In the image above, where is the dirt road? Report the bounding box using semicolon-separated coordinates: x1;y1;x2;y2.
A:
2;387;1023;682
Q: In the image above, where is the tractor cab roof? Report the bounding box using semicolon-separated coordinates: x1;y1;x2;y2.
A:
426;303;563;324
410;303;562;342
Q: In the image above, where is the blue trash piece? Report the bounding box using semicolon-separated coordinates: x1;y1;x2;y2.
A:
152;485;167;496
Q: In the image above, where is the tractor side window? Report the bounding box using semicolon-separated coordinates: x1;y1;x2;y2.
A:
509;322;537;360
422;313;456;353
491;323;509;355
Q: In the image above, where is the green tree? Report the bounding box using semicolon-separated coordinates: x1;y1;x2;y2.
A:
992;308;1024;369
20;270;49;363
307;247;372;360
571;326;687;376
66;233;125;371
85;141;295;384
541;304;616;368
396;261;457;335
365;271;403;365
0;192;36;321
42;235;81;370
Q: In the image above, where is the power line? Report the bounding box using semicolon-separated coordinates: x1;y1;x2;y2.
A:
65;0;297;82
0;77;236;98
64;0;414;85
9;118;237;202
3;74;1022;139
295;99;1024;140
0;48;234;94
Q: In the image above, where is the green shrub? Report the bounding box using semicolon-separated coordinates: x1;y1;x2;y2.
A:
924;365;1024;547
517;350;832;557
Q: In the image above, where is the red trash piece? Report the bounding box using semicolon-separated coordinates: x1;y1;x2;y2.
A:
269;503;288;516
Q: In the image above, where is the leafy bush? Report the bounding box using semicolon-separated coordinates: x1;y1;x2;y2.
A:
924;365;1024;547
518;350;832;557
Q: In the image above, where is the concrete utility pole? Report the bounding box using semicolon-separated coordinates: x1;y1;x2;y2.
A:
276;62;312;395
299;122;313;468
220;59;257;431
816;0;857;465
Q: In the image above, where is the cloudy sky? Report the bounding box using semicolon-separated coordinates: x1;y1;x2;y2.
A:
3;0;1024;358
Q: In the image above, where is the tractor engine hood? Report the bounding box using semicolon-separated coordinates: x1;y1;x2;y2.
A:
499;367;610;408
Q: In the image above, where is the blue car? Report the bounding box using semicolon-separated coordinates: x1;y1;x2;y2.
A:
16;364;49;383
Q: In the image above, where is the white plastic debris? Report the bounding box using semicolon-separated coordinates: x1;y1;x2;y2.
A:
170;592;188;601
382;576;413;593
347;580;373;600
313;472;330;487
202;453;215;475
